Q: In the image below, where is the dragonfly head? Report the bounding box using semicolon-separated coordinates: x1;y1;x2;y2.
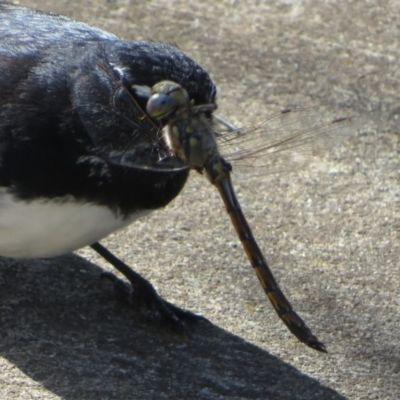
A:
146;80;226;177
146;81;190;119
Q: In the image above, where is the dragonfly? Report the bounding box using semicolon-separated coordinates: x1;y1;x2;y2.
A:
102;68;356;353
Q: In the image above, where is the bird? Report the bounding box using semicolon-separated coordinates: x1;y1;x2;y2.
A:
0;3;217;330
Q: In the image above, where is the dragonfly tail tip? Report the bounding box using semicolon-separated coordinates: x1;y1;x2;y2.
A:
308;339;327;353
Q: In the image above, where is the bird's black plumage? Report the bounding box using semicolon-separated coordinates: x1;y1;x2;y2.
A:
0;3;216;215
0;3;217;328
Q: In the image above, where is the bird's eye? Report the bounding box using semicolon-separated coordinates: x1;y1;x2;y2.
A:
113;87;131;110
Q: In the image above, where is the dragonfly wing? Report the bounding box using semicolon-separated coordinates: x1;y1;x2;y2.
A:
217;109;360;174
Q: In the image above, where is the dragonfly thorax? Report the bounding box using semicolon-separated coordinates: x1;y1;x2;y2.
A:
166;112;219;169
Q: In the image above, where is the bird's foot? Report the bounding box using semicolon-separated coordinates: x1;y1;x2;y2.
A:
101;272;205;334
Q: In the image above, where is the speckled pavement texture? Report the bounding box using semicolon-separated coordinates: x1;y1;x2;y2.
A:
1;1;399;399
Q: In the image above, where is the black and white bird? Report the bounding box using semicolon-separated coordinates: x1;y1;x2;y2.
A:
0;3;217;328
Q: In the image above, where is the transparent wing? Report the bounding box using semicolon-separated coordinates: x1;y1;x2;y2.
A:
215;108;359;175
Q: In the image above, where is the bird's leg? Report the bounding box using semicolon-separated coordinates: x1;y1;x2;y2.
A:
90;242;205;332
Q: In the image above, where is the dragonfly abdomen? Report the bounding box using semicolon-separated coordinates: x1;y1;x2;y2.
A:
216;175;327;352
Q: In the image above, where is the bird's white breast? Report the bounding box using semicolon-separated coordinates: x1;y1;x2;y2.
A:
0;189;149;258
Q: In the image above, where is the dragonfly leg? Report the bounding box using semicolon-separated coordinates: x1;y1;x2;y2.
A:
91;242;205;332
213;114;241;133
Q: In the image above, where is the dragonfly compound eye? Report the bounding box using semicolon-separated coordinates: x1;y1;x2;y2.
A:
146;93;177;119
146;80;190;119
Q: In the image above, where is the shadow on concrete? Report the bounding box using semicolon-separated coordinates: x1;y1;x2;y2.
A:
0;254;347;400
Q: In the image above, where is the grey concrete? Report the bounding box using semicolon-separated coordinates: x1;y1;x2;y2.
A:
1;0;399;399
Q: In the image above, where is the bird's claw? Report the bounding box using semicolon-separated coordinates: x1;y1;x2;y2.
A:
101;272;206;334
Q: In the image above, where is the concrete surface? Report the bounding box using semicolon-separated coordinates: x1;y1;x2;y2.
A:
1;0;399;399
